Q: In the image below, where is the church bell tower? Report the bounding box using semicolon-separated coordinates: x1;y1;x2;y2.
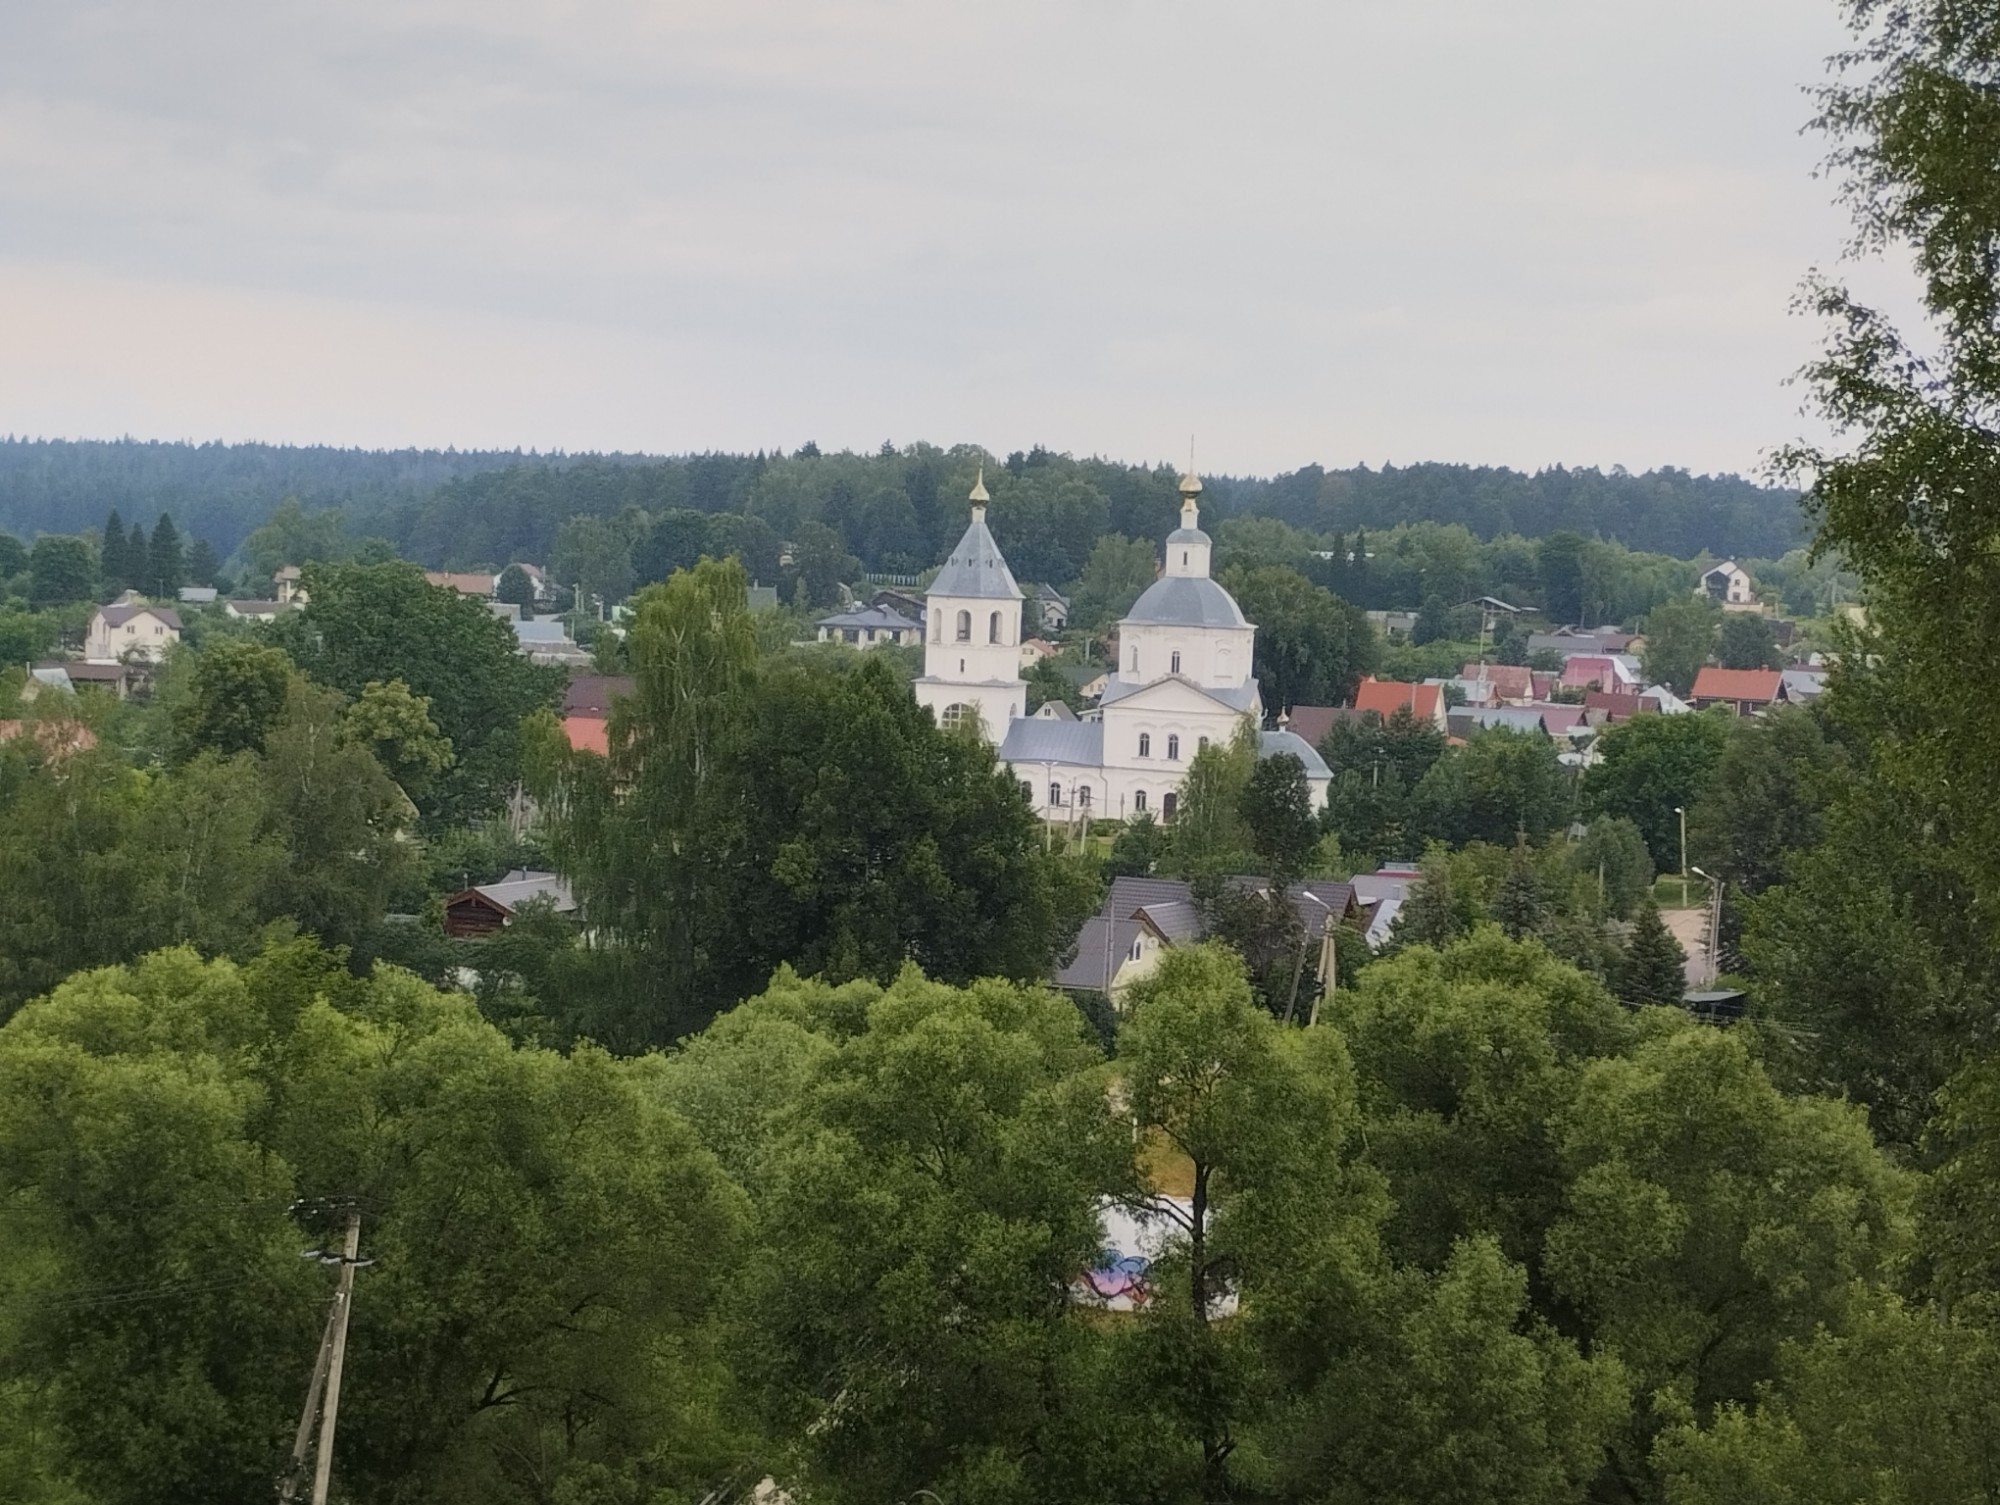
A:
912;469;1027;737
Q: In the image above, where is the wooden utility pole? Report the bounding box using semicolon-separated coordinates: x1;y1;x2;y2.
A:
279;1301;340;1503
309;1210;363;1505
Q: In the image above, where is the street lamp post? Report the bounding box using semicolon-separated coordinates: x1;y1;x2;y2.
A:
1674;805;1688;906
1690;864;1721;986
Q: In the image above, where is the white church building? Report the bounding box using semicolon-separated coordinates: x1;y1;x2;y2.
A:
914;468;1332;822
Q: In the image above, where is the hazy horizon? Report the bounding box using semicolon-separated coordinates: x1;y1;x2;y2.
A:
0;2;1918;479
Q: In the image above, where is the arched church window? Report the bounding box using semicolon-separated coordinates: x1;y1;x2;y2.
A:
941;703;976;732
1170;650;1181;674
1167;734;1180;760
931;610;941;642
1130;647;1139;673
1163;791;1179;821
989;611;1002;643
1049;782;1063;806
1182;550;1189;566
1078;785;1092;807
956;610;971;642
1134;790;1148;811
1198;736;1210;751
1138;733;1151;758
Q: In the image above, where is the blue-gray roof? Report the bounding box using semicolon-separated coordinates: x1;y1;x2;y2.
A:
928;512;1022;601
1099;675;1259;713
1259;729;1331;778
1122;574;1248;629
997;717;1106;766
1165;525;1211;548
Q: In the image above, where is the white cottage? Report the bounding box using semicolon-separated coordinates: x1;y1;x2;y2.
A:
84;598;182;663
917;468;1330;820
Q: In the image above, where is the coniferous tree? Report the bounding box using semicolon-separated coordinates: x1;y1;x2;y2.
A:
186;536;219;588
1389;848;1463;949
1492;836;1545;940
99;508;128;590
1620;901;1688;1006
146;513;184;598
123;518;149;591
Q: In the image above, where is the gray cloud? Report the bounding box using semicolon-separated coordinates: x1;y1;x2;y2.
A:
0;0;1898;474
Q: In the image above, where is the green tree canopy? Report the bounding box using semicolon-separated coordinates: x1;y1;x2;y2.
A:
0;943;748;1505
271;561;562;825
1716;610;1782;670
1411;728;1571;848
1641;595;1718;695
28;535;93;609
1582;711;1730;872
1219;563;1377;711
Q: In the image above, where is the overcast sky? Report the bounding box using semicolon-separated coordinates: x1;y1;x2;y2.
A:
0;1;1910;477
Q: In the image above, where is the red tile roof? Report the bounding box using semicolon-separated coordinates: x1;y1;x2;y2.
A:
1464;663;1533;698
1691;667;1783;703
425;571;495;596
562;715;609;756
1353;678;1442;721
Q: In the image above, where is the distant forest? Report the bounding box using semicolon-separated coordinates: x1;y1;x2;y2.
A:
0;437;1803;573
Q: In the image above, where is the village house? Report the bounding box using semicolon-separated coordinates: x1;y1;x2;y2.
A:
83;597;181;663
815;604;922;647
426;570;497;598
1699;560;1759;611
442;870;576;938
1351;677;1449;731
1690;666;1784;715
1054;875;1364;1003
1034;584;1071;632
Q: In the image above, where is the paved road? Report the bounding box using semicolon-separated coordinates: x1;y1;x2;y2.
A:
1664;905;1712;986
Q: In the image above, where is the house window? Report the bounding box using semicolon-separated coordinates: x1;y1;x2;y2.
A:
989;611;1002;643
1163;791;1178;821
1170;650;1181;674
1134;790;1148;811
1129;937;1143;961
956;610;971;641
1138;733;1151;758
1167;734;1180;760
1049;782;1064;806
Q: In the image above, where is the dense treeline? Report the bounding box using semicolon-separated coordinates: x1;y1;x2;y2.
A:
1209;460;1801;559
0;437;1801;577
0;438;540;555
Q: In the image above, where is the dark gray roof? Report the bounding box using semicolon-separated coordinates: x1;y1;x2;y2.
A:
1052;874;1360;991
1135;900;1203;942
1099;675;1258;712
1122;574;1248;629
98;604;182;630
928;512;1022;601
1053;915;1143;991
997;718;1105;766
818;605;920;631
1258;729;1331;778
